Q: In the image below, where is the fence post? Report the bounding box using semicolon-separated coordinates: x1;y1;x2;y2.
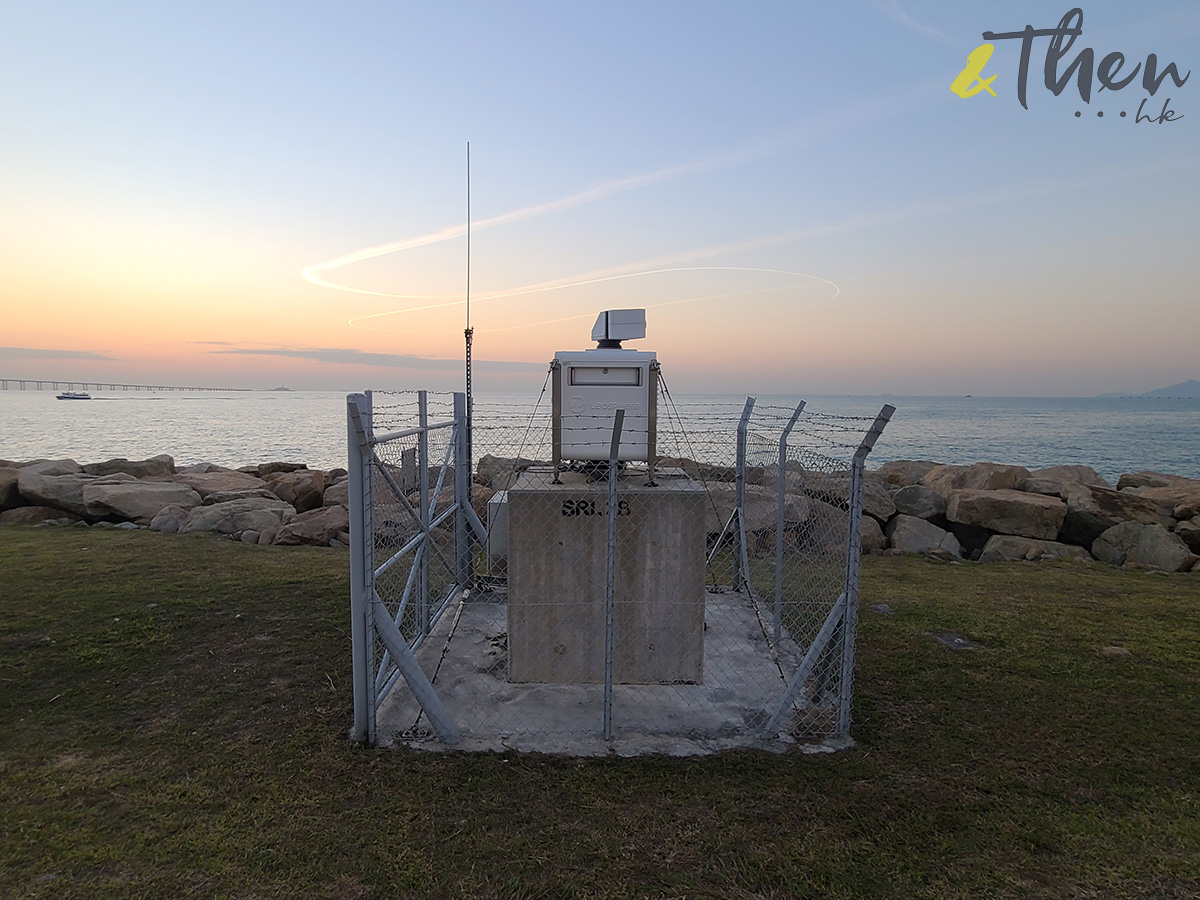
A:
835;404;895;734
347;392;373;743
453;392;472;589
603;408;625;742
732;396;755;591
417;391;431;638
774;401;806;645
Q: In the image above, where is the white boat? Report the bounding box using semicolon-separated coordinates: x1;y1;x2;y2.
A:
56;391;91;400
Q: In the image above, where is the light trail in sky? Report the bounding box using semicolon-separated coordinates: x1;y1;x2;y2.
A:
345;267;841;334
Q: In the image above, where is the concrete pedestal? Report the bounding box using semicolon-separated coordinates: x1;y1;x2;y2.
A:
507;469;706;684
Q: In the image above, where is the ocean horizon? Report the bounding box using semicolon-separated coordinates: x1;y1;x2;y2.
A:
2;389;1197;485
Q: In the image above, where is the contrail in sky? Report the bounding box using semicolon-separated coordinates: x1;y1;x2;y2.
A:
300;80;939;300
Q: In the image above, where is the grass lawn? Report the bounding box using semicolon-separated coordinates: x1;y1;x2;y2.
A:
2;526;1198;899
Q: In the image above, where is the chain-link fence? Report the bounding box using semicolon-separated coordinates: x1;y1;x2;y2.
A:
348;383;892;754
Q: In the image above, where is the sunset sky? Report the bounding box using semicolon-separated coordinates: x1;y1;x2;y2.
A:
2;1;1196;396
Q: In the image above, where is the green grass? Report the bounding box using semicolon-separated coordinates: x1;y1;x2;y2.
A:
2;527;1198;899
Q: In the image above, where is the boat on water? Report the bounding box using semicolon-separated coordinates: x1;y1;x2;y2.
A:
56;391;92;400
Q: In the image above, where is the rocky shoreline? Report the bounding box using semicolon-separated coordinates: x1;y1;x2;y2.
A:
2;454;1198;573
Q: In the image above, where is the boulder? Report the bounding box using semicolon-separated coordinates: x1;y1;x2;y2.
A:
884;514;961;556
1174;518;1200;554
921;463;1032;499
323;479;349;508
81;454;175;478
251;461;309;476
1;505;85;525
892;484;946;520
264;469;325;512
0;467;21;509
1116;471;1177;491
704;483;811;534
274;505;350;546
16;471;95;518
1015;478;1069;497
241;530;262;544
978;535;1092;564
1092;522;1198;572
327;467;348;481
477;455;542;490
1133;477;1200;520
149;505;191;534
17;459;82;476
1060;483;1175;548
83;481;202;523
770;470;896;523
201;488;282;506
1027;465;1111;488
873;460;939;487
173;470;268;498
179;497;296;535
861;515;887;553
946;488;1066;541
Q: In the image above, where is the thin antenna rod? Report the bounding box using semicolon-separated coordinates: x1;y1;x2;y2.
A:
464;141;474;492
466;141;471;331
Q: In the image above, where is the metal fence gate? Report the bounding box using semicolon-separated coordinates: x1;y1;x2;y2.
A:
348;388;892;754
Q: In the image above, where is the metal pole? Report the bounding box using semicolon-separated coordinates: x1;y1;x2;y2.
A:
347;392;373;743
732;396;755;591
418;391;431;638
453;392;472;589
835;403;895;734
774;401;806;645
603;408;625;742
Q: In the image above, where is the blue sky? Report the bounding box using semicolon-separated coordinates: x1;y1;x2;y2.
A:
1;1;1196;394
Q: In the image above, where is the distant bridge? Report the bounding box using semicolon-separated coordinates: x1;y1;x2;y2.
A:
1;378;251;392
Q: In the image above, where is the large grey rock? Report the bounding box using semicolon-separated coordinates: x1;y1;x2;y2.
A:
771;470;896;523
1016;478;1071;497
0;467;21;509
946;488;1066;541
477;455;541;490
83;481;202;523
201;488;281;506
173;470;268;498
921;463;1031;499
16;471;95;517
885;514;961;556
150;505;191;533
978;535;1092;563
1116;471;1177;491
1;505;85;525
1060;483;1175;548
1175;517;1200;554
704;483;810;533
892;484;947;520
861;515;887;553
1131;475;1200;520
264;469;325;512
274;505;350;546
873;460;939;487
18;459;82;476
1092;522;1198;572
1027;465;1111;488
179;497;296;535
323;479;349;508
82;454;175;478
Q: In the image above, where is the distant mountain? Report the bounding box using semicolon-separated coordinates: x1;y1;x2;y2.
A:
1097;379;1200;399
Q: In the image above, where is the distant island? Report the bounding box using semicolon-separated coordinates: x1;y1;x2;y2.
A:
1096;379;1200;399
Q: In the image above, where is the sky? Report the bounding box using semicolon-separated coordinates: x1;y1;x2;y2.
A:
1;1;1197;396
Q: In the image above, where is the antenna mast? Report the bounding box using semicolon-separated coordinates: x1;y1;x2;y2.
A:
464;141;473;477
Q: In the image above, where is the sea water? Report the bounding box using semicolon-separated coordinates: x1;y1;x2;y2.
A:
1;388;1196;484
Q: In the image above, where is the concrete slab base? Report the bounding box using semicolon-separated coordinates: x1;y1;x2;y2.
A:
375;587;850;756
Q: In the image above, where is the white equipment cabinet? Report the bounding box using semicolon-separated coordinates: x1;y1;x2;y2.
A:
552;309;657;466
